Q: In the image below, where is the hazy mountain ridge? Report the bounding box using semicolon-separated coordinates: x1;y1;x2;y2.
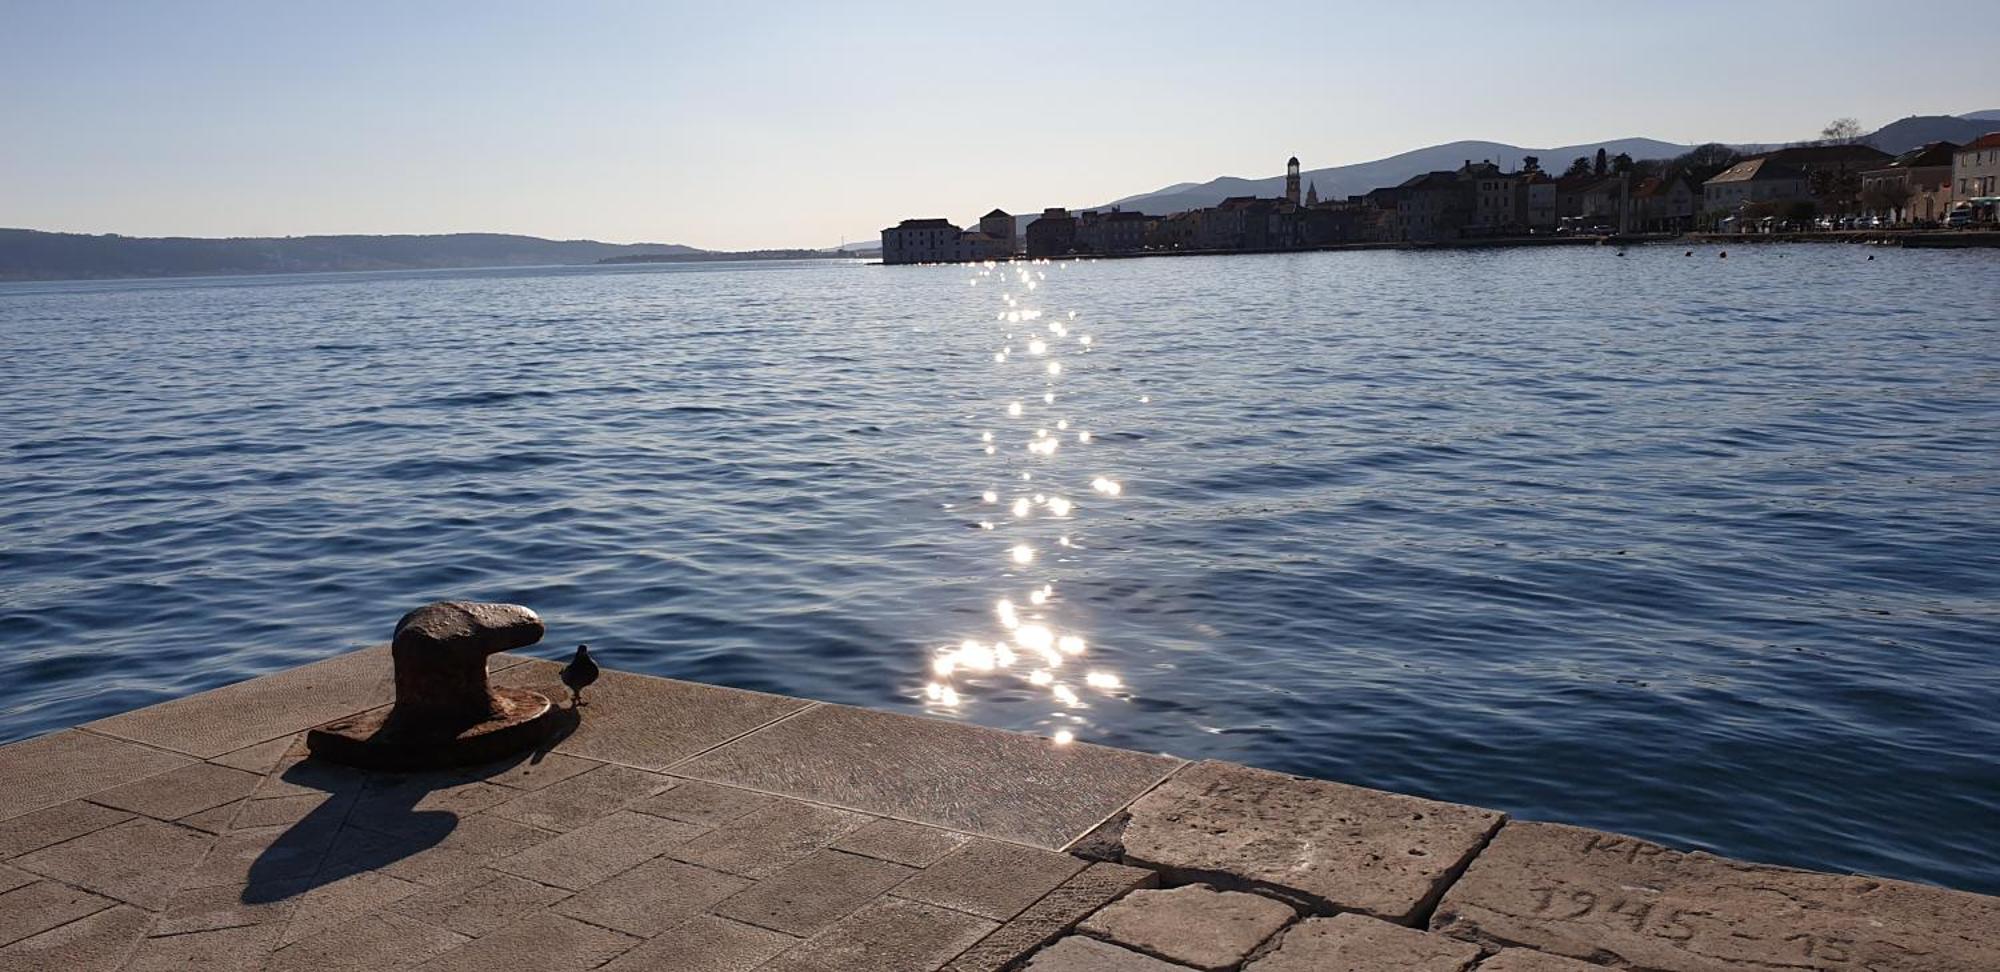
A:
1082;112;2000;218
0;230;705;282
1867;114;1999;154
1099;137;1691;214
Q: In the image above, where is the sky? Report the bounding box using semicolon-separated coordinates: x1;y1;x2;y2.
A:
4;1;1994;251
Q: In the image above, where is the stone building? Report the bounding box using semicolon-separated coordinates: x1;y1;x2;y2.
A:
978;209;1020;255
1759;144;1893;215
881;218;963;265
1522;172;1557;231
1703;158;1809;215
1459;160;1519;233
1861;142;1958;224
1396;172;1472;241
1632;176;1698;232
1953;132;2000;221
1025;208;1078;258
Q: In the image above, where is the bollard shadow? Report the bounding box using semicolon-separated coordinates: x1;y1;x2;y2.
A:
241;705;581;904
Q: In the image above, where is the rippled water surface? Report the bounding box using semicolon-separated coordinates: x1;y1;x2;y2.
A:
3;248;1997;892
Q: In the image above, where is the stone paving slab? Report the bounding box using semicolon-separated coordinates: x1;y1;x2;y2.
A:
14;816;215;910
81;760;263;821
1431;820;2000;972
487;761;672;831
1249;912;1482;972
764;895;996;972
0;880;116;948
944;861;1157;972
713;847;914;937
1024;936;1186;971
892;838;1087;921
598;914;796;972
1476;948;1609;972
1079;883;1296;971
0;901;148;972
1122;759;1505;923
7;651;2000;972
678;702;1183;850
496;660;814;771
83;647;399;759
0;729;192;821
0;801;133;859
554;855;750;938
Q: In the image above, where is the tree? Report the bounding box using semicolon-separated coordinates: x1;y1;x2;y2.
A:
1522;155;1541;173
1612;152;1634;175
1819;117;1867;145
1565;156;1592;178
1669;143;1745;187
1594;148;1608;175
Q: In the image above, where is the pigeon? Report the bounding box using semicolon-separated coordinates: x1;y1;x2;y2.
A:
561;644;599;707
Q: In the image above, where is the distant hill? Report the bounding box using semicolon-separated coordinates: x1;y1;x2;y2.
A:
1096;137;1692;214
1865;115;1998;154
1960;109;2000;122
0;230;706;282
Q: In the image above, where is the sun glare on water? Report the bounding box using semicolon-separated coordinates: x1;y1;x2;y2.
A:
922;258;1132;745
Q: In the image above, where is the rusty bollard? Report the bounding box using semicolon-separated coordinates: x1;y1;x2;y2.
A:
306;601;562;770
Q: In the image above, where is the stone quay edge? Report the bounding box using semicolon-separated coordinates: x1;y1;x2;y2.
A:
0;644;1992;972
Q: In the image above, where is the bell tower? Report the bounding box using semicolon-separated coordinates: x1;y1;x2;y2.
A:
1285;156;1301;205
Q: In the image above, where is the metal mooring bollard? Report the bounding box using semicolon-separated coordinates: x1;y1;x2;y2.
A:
307;601;562;769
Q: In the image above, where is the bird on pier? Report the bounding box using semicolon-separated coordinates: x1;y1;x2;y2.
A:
561;644;599;707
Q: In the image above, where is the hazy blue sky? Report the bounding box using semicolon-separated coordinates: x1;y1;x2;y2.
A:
4;1;1993;250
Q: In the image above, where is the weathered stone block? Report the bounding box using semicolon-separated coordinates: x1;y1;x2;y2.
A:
0;881;115;949
892;837;1086;920
554;856;749;938
0;729;192;820
85;762;262;821
668;798;869;879
0;801;131;859
491;809;705;890
415;911;640;972
265;911;467;972
1476;948;1610;972
598;915;796;972
1079;884;1295;971
711;848;913;937
400;868;570;938
1248;913;1481;972
633;779;771;827
0;902;149;972
14;817;215;910
677;702;1181;850
1024;936;1186;971
763;896;995;972
487;763;672;832
945;862;1158;972
1430;821;2000;972
832;817;970;867
1122;760;1504;922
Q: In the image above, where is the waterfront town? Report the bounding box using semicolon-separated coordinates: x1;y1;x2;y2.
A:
881;134;2000;263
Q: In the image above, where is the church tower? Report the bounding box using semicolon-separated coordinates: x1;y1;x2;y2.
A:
1305;181;1319;206
1285;156;1301;205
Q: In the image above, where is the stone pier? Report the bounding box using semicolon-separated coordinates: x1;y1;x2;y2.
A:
0;646;1994;971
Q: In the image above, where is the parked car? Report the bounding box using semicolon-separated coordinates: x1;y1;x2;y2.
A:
1945;208;1973;228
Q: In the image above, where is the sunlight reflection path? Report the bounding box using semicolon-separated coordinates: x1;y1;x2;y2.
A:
925;260;1128;745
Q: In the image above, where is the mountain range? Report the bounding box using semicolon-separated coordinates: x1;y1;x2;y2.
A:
0;231;762;282
993;112;2000;224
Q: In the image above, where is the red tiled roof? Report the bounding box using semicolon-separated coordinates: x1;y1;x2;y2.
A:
1961;132;2000;151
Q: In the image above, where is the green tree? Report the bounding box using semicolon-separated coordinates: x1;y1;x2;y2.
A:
1594;148;1608;175
1565;156;1592;178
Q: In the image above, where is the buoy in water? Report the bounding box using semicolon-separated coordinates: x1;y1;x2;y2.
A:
1719;251;1727;258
